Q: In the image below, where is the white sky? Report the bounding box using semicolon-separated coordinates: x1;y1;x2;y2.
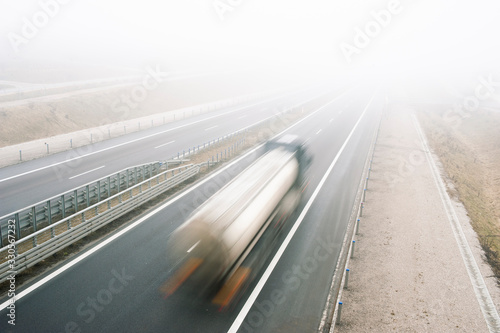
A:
1;0;499;81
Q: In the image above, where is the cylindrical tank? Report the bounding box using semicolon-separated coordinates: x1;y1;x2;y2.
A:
166;147;299;292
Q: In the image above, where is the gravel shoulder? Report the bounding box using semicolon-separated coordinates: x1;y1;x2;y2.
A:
336;105;500;332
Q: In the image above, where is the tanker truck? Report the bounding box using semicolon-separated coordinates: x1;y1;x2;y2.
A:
163;134;311;303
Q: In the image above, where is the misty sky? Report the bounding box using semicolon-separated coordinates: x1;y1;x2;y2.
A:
1;0;500;81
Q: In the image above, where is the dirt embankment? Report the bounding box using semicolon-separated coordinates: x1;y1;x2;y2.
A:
419;107;500;280
0;72;285;148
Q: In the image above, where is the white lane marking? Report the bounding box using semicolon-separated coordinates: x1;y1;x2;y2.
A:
68;166;105;180
316;129;322;135
412;115;500;332
205;125;218;131
0;93;293;183
0;90;349;312
228;94;375;333
154;140;175;149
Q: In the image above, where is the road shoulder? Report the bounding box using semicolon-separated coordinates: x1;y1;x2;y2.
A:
336;106;500;332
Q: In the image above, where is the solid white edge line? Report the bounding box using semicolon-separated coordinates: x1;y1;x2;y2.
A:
227;94;375;333
204;125;218;131
316;129;322;135
154;140;175;149
0;91;296;183
411;114;500;332
0;88;349;311
68;166;105;180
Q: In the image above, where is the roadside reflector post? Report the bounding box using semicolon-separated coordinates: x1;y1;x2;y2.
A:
19;150;22;161
366;177;369;189
363;188;366;202
360;202;364;217
356;218;360;235
344;269;350;289
351;240;356;258
336;302;343;325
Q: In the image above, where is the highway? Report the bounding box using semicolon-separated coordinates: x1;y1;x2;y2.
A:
0;86;329;217
0;86;382;332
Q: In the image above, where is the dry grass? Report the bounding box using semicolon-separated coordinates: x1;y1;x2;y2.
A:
418;108;500;280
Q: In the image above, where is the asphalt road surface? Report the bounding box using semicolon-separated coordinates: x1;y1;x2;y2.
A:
0;85;383;332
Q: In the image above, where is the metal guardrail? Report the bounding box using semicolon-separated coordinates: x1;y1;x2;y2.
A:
0;162;167;247
0;162;204;282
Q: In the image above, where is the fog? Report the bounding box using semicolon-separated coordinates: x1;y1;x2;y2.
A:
1;0;500;95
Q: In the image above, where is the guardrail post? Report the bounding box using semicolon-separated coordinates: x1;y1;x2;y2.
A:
97;181;101;202
74;190;78;214
15;213;20;239
116;173;121;193
31;206;37;232
86;185;90;207
61;195;66;218
106;177;111;198
47;200;52;225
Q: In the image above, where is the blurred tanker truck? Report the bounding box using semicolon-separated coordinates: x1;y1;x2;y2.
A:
163;134;311;300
